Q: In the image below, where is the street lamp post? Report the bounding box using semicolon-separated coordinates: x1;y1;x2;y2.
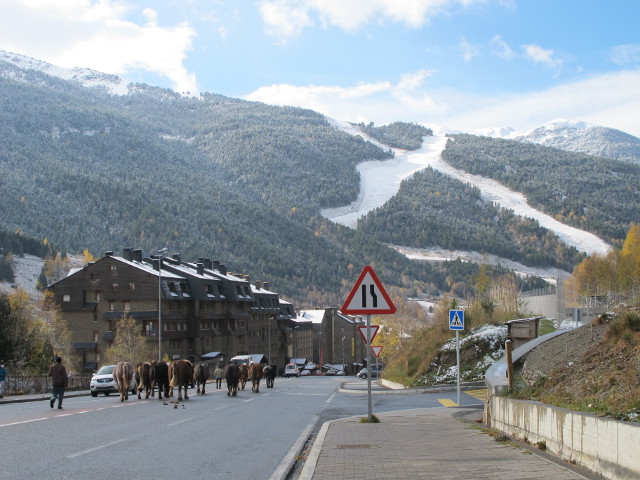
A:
157;248;167;362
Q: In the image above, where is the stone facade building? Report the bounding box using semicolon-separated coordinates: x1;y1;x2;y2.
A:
48;249;297;371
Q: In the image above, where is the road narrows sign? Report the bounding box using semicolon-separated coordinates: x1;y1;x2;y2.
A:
341;266;396;315
357;325;380;345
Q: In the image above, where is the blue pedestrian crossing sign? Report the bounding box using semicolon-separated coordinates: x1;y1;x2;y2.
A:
449;310;464;331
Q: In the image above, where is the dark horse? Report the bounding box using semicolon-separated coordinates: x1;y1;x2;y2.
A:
224;362;240;396
263;365;276;388
193;362;210;395
152;361;170;400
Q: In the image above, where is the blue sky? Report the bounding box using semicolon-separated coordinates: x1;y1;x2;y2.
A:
1;1;639;135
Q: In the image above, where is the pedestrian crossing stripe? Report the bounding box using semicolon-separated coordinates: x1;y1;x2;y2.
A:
438;399;458;407
466;389;487;401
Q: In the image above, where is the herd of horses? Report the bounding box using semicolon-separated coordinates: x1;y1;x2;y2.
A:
111;360;278;402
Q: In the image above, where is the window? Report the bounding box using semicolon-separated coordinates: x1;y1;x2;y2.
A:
123;300;131;311
110;264;117;271
128;283;135;291
62;294;71;302
112;283;119;291
90;272;100;280
108;300;115;311
95;291;102;302
93;331;99;342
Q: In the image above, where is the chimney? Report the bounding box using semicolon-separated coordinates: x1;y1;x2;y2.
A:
153;259;160;271
198;257;204;265
263;282;269;290
123;248;133;261
255;281;261;290
172;253;181;263
197;263;204;275
204;258;213;269
104;251;113;257
133;249;143;262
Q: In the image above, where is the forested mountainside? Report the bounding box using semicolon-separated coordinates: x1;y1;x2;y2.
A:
0;62;457;306
1;54;637;306
354;121;433;150
358;167;586;272
441;135;640;247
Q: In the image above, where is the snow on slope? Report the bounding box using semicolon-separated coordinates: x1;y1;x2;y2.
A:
0;50;129;95
487;119;640;163
324;120;610;258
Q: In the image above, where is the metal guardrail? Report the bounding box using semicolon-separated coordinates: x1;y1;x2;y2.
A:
3;374;93;395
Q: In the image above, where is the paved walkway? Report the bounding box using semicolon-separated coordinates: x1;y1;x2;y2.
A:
300;407;598;480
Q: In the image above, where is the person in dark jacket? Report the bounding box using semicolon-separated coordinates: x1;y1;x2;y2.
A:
0;362;6;398
48;356;68;409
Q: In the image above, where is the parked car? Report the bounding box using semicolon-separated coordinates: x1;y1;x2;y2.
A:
300;369;312;376
357;364;384;379
90;364;137;397
283;363;300;378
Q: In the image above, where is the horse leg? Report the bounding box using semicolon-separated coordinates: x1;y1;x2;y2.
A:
184;383;189;400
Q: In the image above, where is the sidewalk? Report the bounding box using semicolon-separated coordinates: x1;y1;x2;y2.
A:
300;405;599;480
0;390;90;404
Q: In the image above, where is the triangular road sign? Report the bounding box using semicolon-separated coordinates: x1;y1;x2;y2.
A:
357;325;380;345
371;345;383;358
342;265;396;315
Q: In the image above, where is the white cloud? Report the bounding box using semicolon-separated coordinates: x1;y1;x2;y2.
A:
245;69;640;137
609;44;640;66
459;36;480;62
258;0;486;39
489;34;515;59
0;0;198;94
521;44;562;69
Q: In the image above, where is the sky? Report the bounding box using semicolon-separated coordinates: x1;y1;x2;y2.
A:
1;0;639;136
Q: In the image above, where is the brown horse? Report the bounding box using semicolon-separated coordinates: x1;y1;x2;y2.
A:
113;362;134;402
135;362;154;399
248;362;263;393
239;364;248;390
193;362;209;395
169;359;194;401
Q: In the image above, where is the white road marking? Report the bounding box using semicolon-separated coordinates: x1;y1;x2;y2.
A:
66;438;129;458
0;417;47;428
167;417;194;426
325;392;336;403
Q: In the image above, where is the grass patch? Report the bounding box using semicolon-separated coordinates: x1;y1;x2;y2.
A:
359;414;380;423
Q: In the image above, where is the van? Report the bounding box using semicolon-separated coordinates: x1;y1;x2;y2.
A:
284;363;300;378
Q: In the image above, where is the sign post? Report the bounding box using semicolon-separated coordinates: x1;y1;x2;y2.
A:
342;266;396;421
449;309;464;405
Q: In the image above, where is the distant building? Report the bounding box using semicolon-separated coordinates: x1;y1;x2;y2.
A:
48;249;295;371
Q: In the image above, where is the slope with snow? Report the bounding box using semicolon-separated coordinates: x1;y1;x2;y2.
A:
323;120;610;259
0;50;130;95
491;119;640;163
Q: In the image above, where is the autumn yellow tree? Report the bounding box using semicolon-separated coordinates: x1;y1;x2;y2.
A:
103;314;156;366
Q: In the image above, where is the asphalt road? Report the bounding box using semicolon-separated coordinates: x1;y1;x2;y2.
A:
0;377;484;480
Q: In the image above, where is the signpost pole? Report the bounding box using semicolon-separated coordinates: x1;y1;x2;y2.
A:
366;314;372;422
456;330;460;406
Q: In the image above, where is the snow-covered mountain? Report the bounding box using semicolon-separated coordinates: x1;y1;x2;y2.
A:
486;119;640;163
0;50;130;95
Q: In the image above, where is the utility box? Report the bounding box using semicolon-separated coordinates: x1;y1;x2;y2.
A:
505;317;542;349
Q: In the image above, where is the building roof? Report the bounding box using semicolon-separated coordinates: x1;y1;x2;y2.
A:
297;309;325;324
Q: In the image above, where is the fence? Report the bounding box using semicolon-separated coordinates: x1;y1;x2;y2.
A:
4;373;93;395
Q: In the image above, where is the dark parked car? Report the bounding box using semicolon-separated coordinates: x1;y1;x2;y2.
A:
357;364;384;379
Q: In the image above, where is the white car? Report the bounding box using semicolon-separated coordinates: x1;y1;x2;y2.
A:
90;365;137;397
283;363;300;377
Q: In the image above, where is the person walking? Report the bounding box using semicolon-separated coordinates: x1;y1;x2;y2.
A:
48;356;68;409
0;362;6;398
214;365;224;389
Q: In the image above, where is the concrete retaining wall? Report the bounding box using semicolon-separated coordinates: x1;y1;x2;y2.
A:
488;396;640;479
